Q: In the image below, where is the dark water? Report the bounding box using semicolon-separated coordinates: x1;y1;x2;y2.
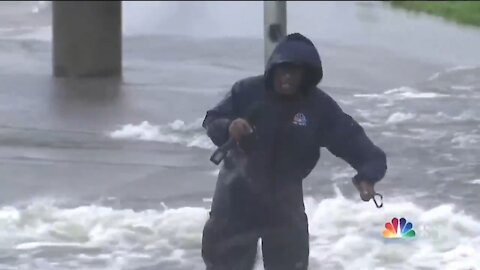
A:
0;1;478;270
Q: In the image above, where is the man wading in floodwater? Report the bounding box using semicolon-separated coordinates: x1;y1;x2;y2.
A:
201;33;387;270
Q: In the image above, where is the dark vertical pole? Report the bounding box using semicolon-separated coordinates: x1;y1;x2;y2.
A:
53;1;122;78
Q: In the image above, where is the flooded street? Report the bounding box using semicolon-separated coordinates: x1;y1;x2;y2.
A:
0;1;478;269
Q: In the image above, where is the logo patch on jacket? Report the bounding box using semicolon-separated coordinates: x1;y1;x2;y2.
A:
292;113;307;126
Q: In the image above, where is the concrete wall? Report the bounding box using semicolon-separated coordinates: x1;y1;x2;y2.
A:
53;1;122;77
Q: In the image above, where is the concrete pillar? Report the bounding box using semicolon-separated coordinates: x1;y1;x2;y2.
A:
264;1;287;65
53;1;122;77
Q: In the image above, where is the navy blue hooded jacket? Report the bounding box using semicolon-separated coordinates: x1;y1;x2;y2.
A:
202;33;387;219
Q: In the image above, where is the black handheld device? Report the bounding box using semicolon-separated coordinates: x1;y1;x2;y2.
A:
209;102;263;165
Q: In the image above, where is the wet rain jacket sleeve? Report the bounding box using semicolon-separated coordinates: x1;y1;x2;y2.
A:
323;97;387;184
202;82;239;147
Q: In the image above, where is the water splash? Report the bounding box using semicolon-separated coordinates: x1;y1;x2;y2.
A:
1;193;479;269
109;119;214;150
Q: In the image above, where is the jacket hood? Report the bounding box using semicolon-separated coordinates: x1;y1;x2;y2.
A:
265;33;323;93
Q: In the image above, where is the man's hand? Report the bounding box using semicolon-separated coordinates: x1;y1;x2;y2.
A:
353;179;376;202
229;118;253;142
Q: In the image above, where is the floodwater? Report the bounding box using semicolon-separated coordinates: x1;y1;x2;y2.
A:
0;1;479;269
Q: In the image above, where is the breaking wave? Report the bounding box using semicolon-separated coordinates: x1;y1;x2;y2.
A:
1;189;479;270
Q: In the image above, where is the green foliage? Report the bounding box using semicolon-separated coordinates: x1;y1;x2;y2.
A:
391;1;480;27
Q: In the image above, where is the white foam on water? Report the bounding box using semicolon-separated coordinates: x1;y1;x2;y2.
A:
304;187;480;270
470;179;480;185
0;26;38;33
353;94;381;98
355;110;383;127
0;190;479;270
354;87;449;105
407;128;448;142
330;167;356;181
450;85;475;91
406;111;480;126
451;133;480;149
202;198;213;203
109;119;214;150
428;66;478;81
16;241;89;250
381;131;429;141
384;87;450;99
401;92;447;99
359;122;378;128
450;111;480;122
338;99;354;105
355;109;374;119
0;199;209;270
386;112;416;124
0;26;51;42
445;65;478;73
10;26;52;42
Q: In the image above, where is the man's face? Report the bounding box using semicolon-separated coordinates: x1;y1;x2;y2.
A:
273;63;305;96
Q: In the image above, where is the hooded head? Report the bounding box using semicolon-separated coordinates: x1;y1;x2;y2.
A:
265;33;323;96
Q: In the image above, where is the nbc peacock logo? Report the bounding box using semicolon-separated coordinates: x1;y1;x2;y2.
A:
383;217;416;238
